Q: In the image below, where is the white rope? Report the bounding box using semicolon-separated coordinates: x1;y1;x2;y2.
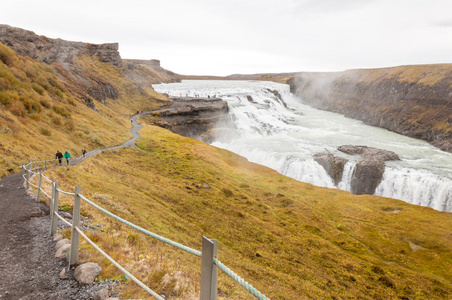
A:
41;174;52;182
56;189;75;196
28;181;38;188
41;190;51;199
79;194;202;257
75;227;164;300
55;212;72;227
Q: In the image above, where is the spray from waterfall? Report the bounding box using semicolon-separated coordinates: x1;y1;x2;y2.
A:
153;80;452;212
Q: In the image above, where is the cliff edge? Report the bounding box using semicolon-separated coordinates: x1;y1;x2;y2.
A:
288;65;452;153
0;24;178;108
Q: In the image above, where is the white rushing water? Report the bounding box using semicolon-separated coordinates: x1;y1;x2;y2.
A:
153;80;452;212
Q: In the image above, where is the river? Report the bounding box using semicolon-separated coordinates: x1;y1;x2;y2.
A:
153;80;452;212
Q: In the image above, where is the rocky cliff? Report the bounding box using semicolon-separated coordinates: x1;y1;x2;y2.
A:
0;24;178;108
0;25;121;68
147;97;231;143
288;65;452;153
315;145;400;195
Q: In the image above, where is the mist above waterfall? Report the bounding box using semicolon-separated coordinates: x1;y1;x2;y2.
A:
153;80;452;212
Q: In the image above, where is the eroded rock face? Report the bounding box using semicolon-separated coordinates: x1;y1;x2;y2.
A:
149;97;231;142
341;145;399;195
0;24;179;110
338;145;400;161
0;25;121;67
314;153;348;185
288;66;452;153
315;145;399;195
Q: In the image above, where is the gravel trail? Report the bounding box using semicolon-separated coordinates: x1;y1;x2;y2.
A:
0;114;143;299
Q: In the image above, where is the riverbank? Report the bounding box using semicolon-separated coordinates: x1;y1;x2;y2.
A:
288;64;452;153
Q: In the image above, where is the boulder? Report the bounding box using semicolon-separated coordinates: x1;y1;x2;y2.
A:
55;238;70;250
53;233;64;242
55;244;71;259
74;262;102;285
93;288;109;300
59;268;69;280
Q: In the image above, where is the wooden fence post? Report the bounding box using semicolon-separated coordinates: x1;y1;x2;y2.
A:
201;236;218;300
21;165;25;186
25;167;30;190
50;182;59;236
36;172;42;203
69;185;81;266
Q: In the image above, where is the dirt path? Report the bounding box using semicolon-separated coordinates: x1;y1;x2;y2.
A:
0;114;143;299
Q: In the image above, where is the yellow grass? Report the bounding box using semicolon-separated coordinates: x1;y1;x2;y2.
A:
41;124;452;300
0;42;169;177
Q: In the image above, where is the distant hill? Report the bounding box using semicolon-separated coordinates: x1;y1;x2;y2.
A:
177;72;300;83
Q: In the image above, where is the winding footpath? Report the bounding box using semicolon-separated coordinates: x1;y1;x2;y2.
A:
0;114;144;300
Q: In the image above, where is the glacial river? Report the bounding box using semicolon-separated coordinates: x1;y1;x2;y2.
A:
153;80;452;212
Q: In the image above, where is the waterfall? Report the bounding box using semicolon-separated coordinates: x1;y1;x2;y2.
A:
376;167;452;211
337;161;356;191
153;80;452;212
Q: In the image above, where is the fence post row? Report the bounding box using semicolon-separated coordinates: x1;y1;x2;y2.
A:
201;236;219;300
69;185;82;267
36;172;42;203
20;159;268;299
25;167;30;190
21;165;25;186
50;182;59;236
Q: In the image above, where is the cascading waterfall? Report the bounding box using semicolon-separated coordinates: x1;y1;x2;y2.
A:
153;80;452;212
337;161;356;191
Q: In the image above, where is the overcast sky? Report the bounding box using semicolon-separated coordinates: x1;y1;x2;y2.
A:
1;0;451;75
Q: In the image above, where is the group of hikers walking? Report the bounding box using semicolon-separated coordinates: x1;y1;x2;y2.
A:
55;149;87;165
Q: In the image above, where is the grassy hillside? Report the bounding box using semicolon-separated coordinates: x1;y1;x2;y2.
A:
0;42;168;177
38;124;452;299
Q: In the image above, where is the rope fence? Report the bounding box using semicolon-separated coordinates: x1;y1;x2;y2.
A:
21;159;270;300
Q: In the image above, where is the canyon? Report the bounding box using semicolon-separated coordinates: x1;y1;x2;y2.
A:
288;66;452;153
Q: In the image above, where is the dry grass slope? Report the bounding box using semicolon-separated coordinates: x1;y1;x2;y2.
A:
0;42;168;177
41;124;452;300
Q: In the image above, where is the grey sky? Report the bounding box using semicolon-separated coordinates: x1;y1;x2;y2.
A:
1;0;451;75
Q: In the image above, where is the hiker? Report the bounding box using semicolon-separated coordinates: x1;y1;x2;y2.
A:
82;149;87;157
55;150;63;165
64;150;71;165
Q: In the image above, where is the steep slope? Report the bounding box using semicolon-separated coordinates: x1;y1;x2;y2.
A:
41;124;452;299
288;65;452;152
0;25;175;177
